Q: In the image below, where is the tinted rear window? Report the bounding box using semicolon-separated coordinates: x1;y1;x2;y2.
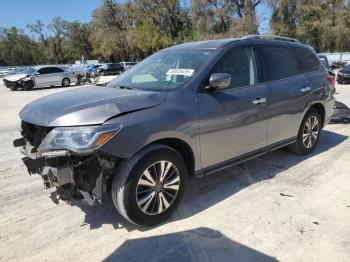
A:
256;46;297;82
292;47;320;73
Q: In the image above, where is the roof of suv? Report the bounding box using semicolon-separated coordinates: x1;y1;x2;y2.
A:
163;35;308;51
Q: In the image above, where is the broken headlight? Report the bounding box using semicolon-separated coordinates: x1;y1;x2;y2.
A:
38;124;121;153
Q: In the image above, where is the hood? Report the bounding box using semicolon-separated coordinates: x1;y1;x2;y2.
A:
20;86;166;127
340;68;350;74
4;73;28;82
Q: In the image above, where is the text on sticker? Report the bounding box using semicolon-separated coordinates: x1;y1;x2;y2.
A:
166;69;195;76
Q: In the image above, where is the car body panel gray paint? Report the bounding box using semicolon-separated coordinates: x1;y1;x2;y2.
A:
100;87;202;171
264;74;313;145
19;86;165;126
197;84;270;169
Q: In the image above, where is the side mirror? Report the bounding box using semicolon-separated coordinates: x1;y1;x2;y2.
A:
206;73;231;91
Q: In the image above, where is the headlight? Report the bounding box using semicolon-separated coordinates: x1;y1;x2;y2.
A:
22;76;32;81
38;124;121;153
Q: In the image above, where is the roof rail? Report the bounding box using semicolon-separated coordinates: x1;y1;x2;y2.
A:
243;35;300;43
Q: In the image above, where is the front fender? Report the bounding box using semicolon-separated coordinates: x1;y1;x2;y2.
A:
99;89;201;170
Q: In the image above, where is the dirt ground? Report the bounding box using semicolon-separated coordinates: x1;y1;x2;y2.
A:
0;78;349;262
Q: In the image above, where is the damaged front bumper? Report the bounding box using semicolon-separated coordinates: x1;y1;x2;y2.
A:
14;137;118;204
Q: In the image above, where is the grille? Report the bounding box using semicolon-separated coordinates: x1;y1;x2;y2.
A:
21;121;53;149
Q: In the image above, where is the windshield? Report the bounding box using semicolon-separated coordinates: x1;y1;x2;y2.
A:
107;50;216;91
22;67;36;75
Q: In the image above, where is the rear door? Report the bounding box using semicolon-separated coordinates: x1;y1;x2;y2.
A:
49;67;65;84
198;46;269;169
255;45;313;145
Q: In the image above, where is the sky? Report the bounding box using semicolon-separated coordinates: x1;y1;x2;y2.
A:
0;0;102;31
0;0;271;34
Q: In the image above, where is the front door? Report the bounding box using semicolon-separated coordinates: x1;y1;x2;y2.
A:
34;67;51;87
198;46;269;169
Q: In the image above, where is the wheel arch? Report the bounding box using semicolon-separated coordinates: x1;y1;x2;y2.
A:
307;103;325;127
148;138;195;176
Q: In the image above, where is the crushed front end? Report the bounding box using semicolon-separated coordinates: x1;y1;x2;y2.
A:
14;121;121;204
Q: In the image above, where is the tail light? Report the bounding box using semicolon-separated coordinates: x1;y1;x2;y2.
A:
326;75;336;94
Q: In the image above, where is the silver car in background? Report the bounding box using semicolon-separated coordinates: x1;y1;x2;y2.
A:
3;65;75;90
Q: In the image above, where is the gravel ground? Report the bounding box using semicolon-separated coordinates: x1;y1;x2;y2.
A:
0;79;349;262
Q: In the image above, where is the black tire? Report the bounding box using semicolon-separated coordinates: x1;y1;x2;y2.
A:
62;78;70;87
23;81;33;91
9;86;17;91
111;144;187;226
286;109;322;155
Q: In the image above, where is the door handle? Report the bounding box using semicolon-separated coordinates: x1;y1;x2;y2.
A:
300;86;311;92
252;97;267;105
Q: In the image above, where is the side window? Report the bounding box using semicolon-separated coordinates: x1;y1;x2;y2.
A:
212;47;257;89
51;67;64;73
257;46;297;82
37;68;50;74
292;47;320;73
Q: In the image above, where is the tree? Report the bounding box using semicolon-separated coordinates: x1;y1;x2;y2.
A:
192;0;262;39
90;0;129;62
0;27;44;65
47;17;68;63
65;21;93;61
269;0;350;52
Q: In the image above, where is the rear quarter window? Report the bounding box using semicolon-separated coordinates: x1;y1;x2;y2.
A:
256;46;297;82
292;47;321;73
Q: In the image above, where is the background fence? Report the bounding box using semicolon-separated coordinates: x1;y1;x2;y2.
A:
319;52;350;63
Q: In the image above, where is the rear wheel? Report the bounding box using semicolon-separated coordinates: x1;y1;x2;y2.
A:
62;78;70;87
286;109;322;155
111;144;187;226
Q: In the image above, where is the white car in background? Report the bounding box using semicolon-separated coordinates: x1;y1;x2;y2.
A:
3;66;75;90
119;61;138;70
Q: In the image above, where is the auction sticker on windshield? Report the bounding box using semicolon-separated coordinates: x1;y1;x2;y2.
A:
166;69;195;76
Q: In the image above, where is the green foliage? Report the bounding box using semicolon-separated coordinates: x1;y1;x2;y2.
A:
270;0;350;52
0;27;45;65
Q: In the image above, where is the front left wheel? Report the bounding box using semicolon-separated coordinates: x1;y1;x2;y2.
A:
111;144;187;226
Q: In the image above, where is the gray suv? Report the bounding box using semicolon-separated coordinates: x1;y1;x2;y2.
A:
14;35;335;226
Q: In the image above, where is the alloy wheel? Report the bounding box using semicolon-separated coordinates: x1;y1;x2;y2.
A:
63;78;70;86
302;115;319;148
136;161;180;215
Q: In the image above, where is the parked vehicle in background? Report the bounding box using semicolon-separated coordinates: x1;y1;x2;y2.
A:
0;67;16;78
318;55;335;76
318;55;329;68
14;35;335;226
337;64;350;84
97;63;124;76
3;66;75;90
87;64;102;74
3;67;26;78
120;61;137;71
330;61;347;69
